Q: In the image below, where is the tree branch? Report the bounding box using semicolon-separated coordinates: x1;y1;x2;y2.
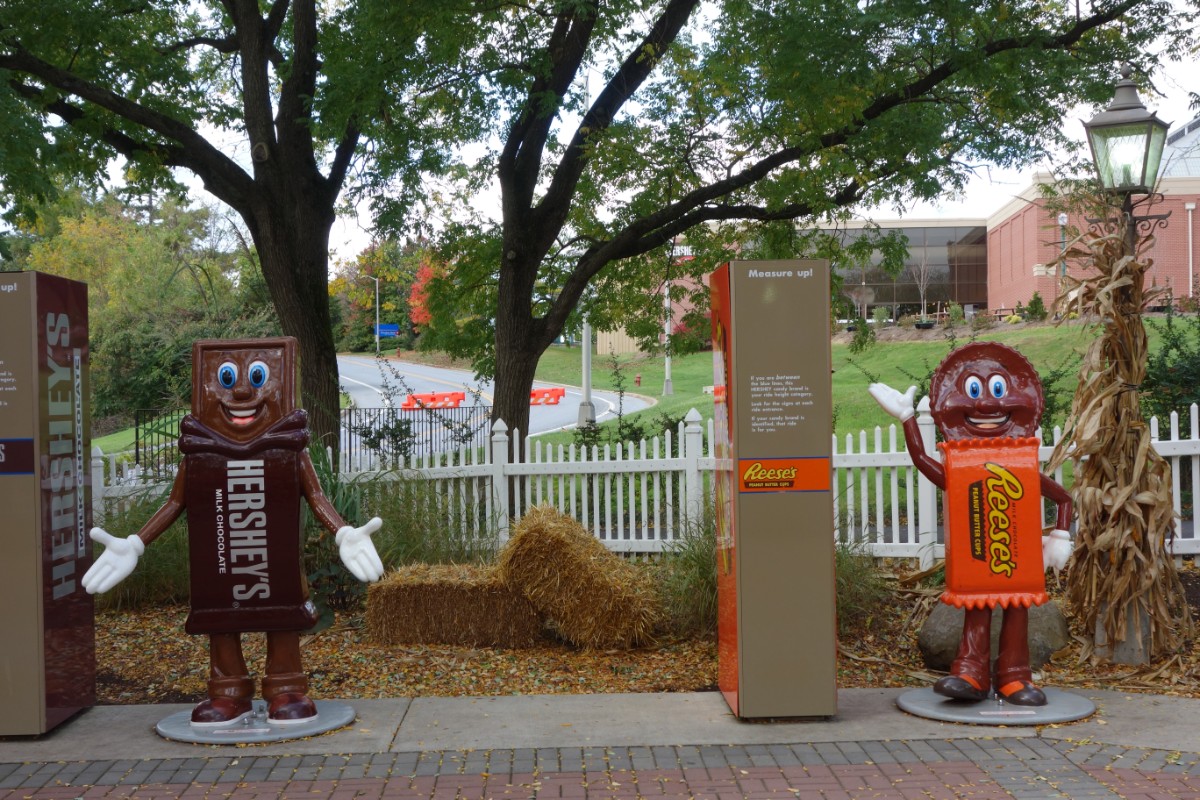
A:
0;48;256;210
227;0;277;151
276;0;320;159
8;77;181;162
499;0;598;217
264;0;290;42
161;34;238;55
538;0;700;228
326;121;362;202
860;0;1141;122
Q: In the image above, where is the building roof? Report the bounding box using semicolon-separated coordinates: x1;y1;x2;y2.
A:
1163;114;1200;178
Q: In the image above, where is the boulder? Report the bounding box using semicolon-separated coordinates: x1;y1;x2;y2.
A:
917;601;1070;671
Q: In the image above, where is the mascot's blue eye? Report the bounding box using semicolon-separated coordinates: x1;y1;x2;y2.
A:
989;374;1008;399
218;362;238;389
965;376;983;399
248;361;270;388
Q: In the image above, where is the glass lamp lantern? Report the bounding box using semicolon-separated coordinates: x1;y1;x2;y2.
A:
1083;65;1169;194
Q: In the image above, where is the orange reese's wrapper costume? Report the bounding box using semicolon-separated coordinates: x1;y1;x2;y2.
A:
938;437;1048;610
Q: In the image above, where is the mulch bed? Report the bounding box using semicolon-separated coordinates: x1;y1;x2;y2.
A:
95;565;1200;706
95;605;719;704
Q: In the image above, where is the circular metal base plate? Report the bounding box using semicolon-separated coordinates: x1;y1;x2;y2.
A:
155;700;356;744
896;687;1096;726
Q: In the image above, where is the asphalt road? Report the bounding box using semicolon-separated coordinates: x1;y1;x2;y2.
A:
337;355;650;437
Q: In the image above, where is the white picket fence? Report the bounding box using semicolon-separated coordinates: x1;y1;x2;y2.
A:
91;402;1200;562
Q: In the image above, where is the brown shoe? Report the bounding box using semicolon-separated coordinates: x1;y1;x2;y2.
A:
997;680;1047;707
267;692;318;725
933;674;989;702
190;696;253;727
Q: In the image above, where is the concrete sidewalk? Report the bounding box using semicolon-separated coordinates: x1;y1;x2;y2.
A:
2;688;1199;798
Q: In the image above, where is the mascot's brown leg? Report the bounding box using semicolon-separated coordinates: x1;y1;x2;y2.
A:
933;606;991;701
995;605;1047;706
191;632;254;726
263;630;317;724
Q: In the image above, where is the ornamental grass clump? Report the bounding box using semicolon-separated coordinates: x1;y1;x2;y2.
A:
365;563;543;647
496;506;660;649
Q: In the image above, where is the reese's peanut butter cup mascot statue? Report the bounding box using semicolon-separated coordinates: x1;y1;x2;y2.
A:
83;338;384;727
870;342;1072;706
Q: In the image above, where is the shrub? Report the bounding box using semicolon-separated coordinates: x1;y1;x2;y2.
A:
304;445;366;624
834;541;891;632
657;507;718;636
1026;291;1049;321
872;306;890;327
848;316;876;354
653;507;893;639
1144;305;1200;420
363;475;499;567
969;313;995;332
1037;355;1082;434
93;488;191;610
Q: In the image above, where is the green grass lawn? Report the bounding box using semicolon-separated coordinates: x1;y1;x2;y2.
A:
829;323;1104;438
535;320;1117;446
93;427;138;453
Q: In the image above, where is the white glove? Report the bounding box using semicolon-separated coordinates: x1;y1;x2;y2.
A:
1042;529;1072;574
82;528;145;594
869;383;917;422
336;516;385;582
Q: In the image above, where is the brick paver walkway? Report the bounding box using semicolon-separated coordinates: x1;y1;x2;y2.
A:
5;739;1200;799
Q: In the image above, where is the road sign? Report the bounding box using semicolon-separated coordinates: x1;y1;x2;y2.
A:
376;323;400;338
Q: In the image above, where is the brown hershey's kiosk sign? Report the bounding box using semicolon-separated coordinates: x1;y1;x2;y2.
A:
710;260;836;718
0;272;94;735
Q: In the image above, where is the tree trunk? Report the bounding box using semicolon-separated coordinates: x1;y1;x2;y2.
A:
490;238;553;444
248;191;342;458
491;319;543;447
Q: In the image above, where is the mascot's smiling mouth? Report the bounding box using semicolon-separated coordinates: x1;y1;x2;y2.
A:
225;406;259;426
967;413;1010;430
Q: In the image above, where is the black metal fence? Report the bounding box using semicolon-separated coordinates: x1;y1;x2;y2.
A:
340;405;492;469
133;408;188;477
133;405;492;474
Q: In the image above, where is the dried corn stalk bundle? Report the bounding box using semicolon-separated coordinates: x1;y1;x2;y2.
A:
1047;193;1193;661
496;505;661;649
365;563;544;647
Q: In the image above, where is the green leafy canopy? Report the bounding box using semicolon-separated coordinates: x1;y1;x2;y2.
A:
364;0;1194;433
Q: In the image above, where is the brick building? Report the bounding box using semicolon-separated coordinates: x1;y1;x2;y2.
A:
987;116;1200;313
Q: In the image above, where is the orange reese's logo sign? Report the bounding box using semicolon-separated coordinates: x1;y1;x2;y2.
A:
967;462;1023;577
742;462;798;483
736;457;830;493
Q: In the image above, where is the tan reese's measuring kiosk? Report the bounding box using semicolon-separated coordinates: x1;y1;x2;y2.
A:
0;272;94;734
710;260;836;718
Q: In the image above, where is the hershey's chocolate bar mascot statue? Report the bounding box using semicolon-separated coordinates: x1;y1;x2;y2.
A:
84;338;384;727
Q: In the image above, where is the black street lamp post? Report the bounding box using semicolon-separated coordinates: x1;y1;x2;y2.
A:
1082;65;1171;252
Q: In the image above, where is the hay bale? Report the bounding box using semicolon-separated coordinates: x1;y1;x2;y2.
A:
365;564;544;647
496;506;660;649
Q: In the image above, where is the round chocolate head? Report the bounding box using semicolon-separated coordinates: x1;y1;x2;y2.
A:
191;338;299;442
928;341;1043;440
